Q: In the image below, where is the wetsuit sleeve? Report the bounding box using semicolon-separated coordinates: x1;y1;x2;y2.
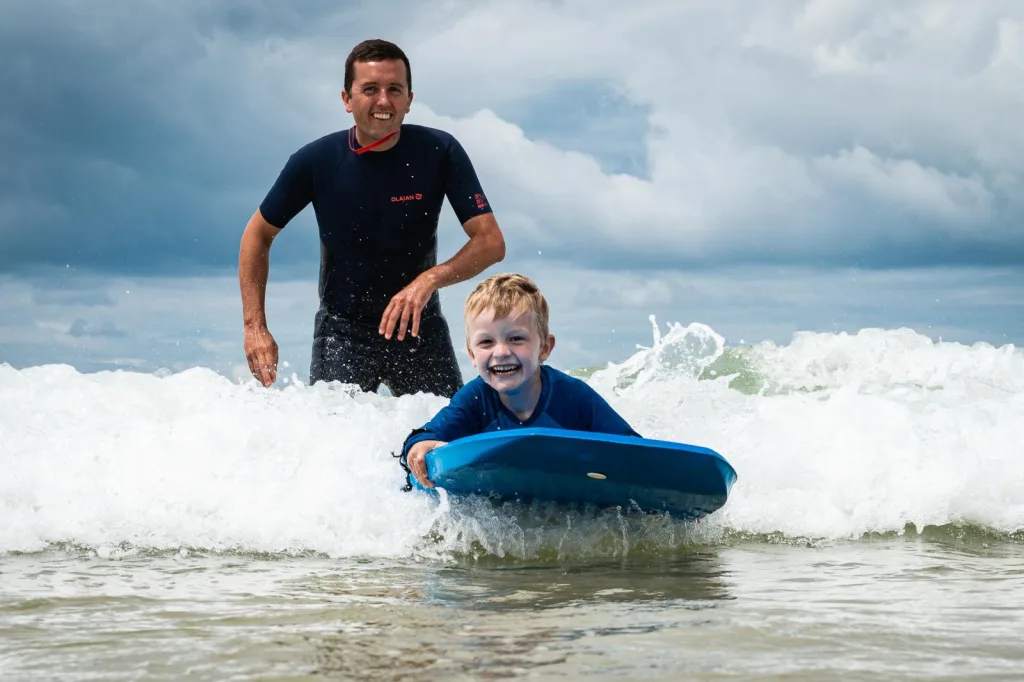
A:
401;385;486;456
441;136;494;224
258;147;316;229
573;380;643;438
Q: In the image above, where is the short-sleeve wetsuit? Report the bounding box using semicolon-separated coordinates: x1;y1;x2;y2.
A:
259;124;494;397
397;365;642;487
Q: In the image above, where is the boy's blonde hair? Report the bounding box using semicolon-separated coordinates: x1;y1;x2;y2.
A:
464;273;550;341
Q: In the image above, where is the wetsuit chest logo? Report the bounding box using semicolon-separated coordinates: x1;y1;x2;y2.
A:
391;193;423;203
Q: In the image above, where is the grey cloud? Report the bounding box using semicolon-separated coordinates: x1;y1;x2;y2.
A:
31;284;116;307
0;0;406;276
67;318;128;338
1;0;1022;282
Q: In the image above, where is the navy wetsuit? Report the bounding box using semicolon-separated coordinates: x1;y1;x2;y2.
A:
400;365;642;462
259;124;494;397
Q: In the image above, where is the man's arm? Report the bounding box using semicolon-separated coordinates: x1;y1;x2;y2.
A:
425;212;506;289
239;209;283;386
379;212;506;340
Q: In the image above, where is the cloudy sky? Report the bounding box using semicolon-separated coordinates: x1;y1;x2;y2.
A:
1;0;1022;385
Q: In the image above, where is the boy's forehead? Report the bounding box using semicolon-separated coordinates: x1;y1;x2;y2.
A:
468;306;535;329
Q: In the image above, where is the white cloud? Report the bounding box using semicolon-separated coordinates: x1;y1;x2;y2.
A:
382;0;1022;264
814;146;993;224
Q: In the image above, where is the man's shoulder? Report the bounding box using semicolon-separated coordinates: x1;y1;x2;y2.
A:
291;130;349;160
401;123;457;142
399;124;468;153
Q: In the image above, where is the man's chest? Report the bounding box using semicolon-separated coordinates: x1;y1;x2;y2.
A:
321;154;445;212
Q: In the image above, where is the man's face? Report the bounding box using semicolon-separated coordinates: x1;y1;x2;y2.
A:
342;59;413;141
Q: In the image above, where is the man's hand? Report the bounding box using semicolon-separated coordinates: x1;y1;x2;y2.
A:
379;213;505;341
239;209;282;386
244;324;279;387
379;274;438;341
407;439;446;487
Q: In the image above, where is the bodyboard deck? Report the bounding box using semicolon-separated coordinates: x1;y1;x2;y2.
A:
410;427;737;520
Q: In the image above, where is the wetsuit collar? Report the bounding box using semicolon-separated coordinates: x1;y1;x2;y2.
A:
348;126;399;155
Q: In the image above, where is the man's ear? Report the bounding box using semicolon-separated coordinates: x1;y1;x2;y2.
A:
540;334;556;362
341;89;353;113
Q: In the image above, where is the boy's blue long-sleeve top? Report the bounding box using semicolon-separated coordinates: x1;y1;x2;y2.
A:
401;365;641;457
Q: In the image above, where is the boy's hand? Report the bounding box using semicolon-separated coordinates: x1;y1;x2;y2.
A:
407;440;446;488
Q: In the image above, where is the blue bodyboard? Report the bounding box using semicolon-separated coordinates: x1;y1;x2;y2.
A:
410;427;737;520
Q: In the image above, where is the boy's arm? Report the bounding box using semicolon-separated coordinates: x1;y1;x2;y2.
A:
398;389;485;490
402;403;474;456
581;384;642;438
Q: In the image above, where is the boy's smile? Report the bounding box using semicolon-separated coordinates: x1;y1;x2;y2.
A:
489;363;521;377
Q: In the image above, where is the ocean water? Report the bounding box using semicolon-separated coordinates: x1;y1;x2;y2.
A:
2;318;1023;680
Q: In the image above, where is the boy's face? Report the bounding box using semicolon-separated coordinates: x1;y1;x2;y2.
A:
466;307;555;395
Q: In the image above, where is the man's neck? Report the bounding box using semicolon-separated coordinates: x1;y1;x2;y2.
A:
352;126;401;153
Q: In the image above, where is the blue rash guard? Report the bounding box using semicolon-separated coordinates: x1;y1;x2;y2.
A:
401;365;642;459
259;124;493;323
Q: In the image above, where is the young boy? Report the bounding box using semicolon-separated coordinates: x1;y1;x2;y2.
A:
398;272;641;489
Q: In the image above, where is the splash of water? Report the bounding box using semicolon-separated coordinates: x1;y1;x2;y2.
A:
2;318;1022;559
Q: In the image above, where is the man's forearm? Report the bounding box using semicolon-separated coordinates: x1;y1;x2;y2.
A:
427;222;506;289
239;229;272;328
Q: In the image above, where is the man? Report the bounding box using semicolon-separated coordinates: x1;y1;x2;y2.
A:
238;39;506;397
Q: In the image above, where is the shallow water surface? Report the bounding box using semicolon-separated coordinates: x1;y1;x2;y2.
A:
3;533;1023;680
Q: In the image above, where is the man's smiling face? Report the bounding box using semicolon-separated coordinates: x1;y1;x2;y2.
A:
342;59;413;143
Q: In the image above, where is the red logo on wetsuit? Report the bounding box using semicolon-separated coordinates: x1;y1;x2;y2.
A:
474;193;488;210
391;193;423;203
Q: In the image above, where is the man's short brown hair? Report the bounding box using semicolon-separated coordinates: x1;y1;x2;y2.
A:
344;39;411;95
